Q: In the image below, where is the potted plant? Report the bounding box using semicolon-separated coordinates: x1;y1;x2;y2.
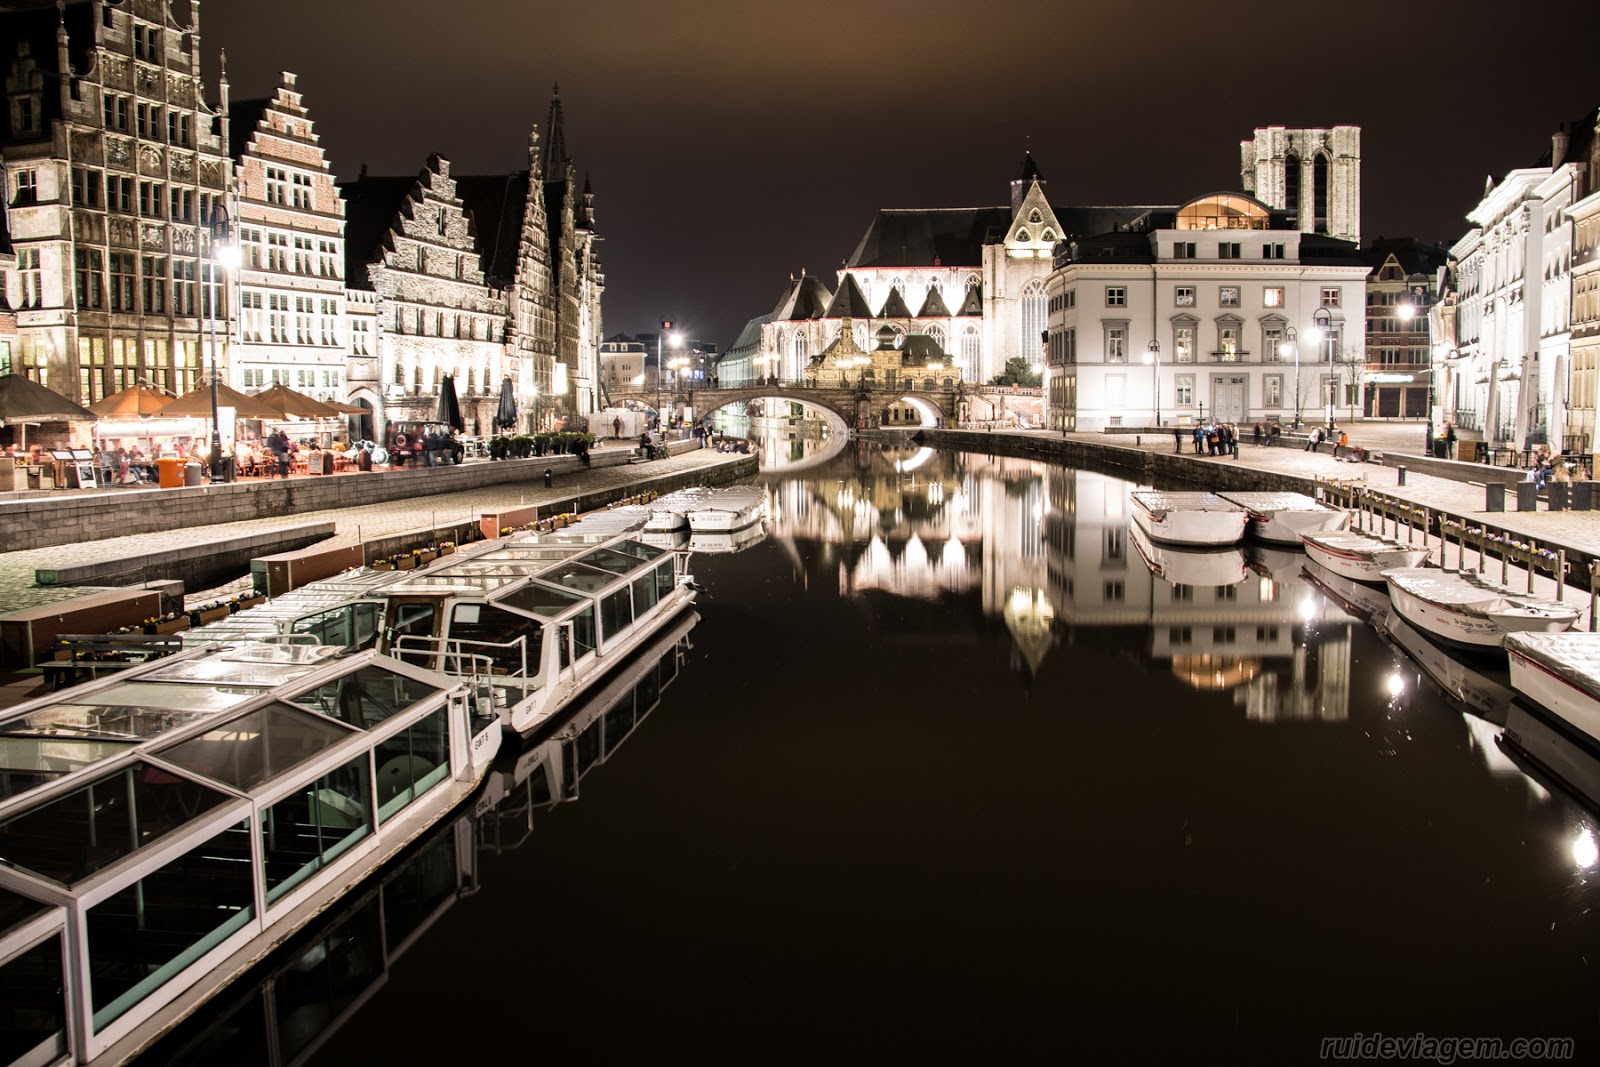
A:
372;557;393;570
416;546;437;565
439;540;457;555
489;436;509;460
395;552;417;571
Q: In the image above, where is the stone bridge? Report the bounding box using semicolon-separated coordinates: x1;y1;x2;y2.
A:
607;384;962;427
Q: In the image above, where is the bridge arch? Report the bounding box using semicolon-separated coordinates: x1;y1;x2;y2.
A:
606;384;959;429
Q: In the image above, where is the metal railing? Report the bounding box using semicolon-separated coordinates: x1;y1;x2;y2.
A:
392;633;534;686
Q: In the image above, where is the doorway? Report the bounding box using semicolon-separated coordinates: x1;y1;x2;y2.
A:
1211;375;1246;423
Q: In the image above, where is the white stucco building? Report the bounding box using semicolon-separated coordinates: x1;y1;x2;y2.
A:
1046;193;1370;432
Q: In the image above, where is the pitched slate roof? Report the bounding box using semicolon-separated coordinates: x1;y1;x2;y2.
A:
878;287;914;319
337;175;418;289
0;2;96;138
1536;105;1599;169
1297;234;1366;267
899;334;949;364
847;204;1159;269
770;274;832;320
955;286;983;316
1364;236;1451;279
824;273;873;319
725;313;771;357
917;287;952;318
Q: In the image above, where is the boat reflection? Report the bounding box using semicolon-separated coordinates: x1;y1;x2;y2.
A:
689;520;770;555
141;616;700;1066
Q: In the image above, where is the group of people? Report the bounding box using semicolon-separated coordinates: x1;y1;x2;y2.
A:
1525;443;1591;488
1183;422;1244;458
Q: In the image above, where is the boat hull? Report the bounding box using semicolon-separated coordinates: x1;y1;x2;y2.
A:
1386;575;1578;652
1507;643;1600;747
1249;507;1349;545
687;506;762;533
1302;534;1429;584
1131;501;1247;547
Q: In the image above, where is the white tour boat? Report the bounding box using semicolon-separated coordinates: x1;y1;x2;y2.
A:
1129;491;1248;548
1505;632;1600;747
1382;567;1582;651
1301;531;1431;584
686;486;767;533
1216;491;1349;545
643;488;711;533
0;640;499;1067
375;528;699;736
1129;517;1249;586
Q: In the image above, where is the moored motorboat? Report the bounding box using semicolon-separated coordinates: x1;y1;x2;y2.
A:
1383;568;1582;652
1504;632;1600;746
1217;491;1349;545
643;488;710;533
1129;491;1248;547
686;486;767;533
1301;531;1430;584
1129;517;1248;586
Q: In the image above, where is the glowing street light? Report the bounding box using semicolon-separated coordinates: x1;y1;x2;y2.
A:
1144;339;1161;426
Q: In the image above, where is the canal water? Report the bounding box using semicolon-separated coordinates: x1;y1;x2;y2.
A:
146;441;1600;1064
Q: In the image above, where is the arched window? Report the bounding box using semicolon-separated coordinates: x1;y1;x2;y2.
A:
923;377;936;391
965;274;980;291
1015;228;1031;242
1284;154;1301;221
792;332;808;377
853;322;868;351
1312;152;1331;234
1021;279;1047;359
961;327;980;381
1041;229;1055;242
1029;209;1042;224
437;209;448;236
926;323;946;352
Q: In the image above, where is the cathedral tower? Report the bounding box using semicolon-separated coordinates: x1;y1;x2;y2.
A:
1239;126;1361;245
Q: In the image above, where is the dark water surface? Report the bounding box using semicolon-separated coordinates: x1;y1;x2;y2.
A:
148;443;1600;1064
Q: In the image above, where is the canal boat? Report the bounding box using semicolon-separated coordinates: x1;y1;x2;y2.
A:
1216;491;1349;545
1379;609;1514;717
685;486;767;533
1128;491;1248;548
1382;568;1582;652
1504;632;1600;747
1499;700;1600;813
643;488;711;533
373;529;698;736
0;640;499;1067
1129;518;1249;587
689;521;770;555
1302;558;1394;623
1301;530;1431;584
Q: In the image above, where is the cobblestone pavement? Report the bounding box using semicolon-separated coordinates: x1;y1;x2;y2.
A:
1008;420;1600;556
0;449;746;612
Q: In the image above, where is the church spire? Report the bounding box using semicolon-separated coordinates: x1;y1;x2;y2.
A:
542;82;569;177
1011;148;1045;217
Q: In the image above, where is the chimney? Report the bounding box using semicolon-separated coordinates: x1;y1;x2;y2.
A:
1552;123;1570;167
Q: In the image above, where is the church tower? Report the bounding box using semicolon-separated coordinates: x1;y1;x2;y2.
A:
1239;126;1361;245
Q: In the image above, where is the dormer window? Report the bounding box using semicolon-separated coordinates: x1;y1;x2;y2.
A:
1015;228;1031;242
1041;229;1056;242
1029;209;1042;223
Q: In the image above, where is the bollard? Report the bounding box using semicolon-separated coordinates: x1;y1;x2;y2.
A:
1516;483;1537;512
1396;464;1406;487
543;468;553;488
1575;482;1594;511
1485;482;1505;512
1549;482;1569;511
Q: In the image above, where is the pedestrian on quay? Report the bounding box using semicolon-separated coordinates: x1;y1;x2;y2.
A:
1173;426;1183;454
1230;424;1241;459
613;415;623;438
268;429;290;477
1444;422;1457;460
1337;429;1349;459
1192;425;1204;455
1270;421;1281;447
1304;427;1323;453
1252;422;1263;446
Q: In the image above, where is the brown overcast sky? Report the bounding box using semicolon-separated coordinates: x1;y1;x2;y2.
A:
203;0;1600;348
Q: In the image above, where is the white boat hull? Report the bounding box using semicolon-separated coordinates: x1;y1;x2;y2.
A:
1386;577;1578;651
1302;534;1429;584
1249;507;1349;545
1507;644;1600;748
1130;520;1247;585
687;505;763;533
1131;501;1247;547
642;510;688;532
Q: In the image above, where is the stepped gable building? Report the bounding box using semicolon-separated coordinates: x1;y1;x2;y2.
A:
228;71;348;404
537;85;603;416
340;154;510;437
1361;237;1450;419
1;0;231;402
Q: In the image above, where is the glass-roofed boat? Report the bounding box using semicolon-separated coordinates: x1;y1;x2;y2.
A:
0;640;499;1067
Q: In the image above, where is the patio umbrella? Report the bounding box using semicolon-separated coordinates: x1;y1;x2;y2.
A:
250;382;342;420
158;379;282;420
88;382;175;417
437;374;465;433
494;377;518;431
0;374;97;448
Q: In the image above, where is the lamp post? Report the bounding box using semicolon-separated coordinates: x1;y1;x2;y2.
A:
668;354;689;424
1312;307;1334;437
1144;339;1161;427
205;205;237;482
655;328;681;428
1280;326;1299;429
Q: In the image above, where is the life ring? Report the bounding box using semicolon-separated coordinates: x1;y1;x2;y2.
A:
393;433;409;448
371;447;390;465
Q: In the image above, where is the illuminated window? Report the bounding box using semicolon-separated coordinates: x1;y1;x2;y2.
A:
1264;287;1284;308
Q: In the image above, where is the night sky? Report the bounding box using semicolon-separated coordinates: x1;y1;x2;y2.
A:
203;0;1600;348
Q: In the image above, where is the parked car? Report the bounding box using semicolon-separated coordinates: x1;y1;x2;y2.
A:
385;421;464;466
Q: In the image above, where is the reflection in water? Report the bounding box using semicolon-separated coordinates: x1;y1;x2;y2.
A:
143;621;698;1066
136;442;1600;1062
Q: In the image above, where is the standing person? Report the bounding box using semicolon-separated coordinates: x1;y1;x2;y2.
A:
1270;421;1281;447
1172;426;1183;454
268;430;290;477
612;415;623;439
1192;425;1204;455
1230;425;1240;459
1444;422;1457;460
1252;423;1262;447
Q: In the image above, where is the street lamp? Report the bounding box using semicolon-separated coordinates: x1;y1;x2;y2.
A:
1280;326;1299;429
205;205;238;482
1311;307;1335;437
1144;340;1161;427
655;328;681;427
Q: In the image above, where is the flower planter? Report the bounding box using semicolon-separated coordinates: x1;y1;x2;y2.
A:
416;551;438;565
396;556;417;571
439;544;457;556
149;617;190;635
194;607;230;626
236;595;267;611
372;559;393;571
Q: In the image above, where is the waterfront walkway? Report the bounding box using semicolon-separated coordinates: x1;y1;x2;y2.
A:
0;447;745;612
